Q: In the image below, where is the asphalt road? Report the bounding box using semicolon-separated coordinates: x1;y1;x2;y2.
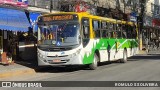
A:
1;54;160;90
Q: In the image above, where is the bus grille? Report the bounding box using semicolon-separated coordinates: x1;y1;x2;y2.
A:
47;55;68;58
40;47;72;51
48;48;72;51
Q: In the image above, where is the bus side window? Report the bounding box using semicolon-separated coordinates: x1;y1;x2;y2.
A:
108;32;111;38
117;24;122;38
113;24;117;31
108;23;114;38
112;24;117;38
126;25;132;39
92;20;101;38
132;25;137;39
122;25;127;38
101;21;108;38
82;18;90;38
109;23;113;31
82;18;90;47
130;25;134;39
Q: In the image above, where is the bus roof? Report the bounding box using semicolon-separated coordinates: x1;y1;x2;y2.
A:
39;12;135;26
40;12;87;17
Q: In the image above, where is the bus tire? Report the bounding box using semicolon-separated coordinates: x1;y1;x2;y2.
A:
89;54;98;70
120;50;127;63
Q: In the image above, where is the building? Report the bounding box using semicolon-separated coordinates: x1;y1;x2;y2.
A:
143;0;160;48
88;0;139;21
28;0;59;13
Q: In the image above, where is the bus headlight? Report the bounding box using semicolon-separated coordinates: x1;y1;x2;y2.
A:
70;49;81;58
38;52;45;58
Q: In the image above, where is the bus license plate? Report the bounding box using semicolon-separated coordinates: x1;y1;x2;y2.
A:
53;59;61;62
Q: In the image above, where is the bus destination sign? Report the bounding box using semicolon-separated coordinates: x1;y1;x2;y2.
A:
41;15;78;22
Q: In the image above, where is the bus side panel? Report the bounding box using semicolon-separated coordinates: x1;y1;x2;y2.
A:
99;50;108;62
82;39;96;64
109;39;139;61
81;38;139;64
82;38;116;64
128;39;139;57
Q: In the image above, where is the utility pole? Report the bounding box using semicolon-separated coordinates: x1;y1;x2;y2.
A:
123;0;129;14
139;0;146;50
50;0;53;13
123;0;126;13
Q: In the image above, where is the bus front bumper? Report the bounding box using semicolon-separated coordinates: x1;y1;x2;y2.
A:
38;54;83;66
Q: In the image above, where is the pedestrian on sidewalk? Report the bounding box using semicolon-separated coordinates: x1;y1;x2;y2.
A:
156;39;159;49
158;35;160;49
145;38;149;52
151;32;157;50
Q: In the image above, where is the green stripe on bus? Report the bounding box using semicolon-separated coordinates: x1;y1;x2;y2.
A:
82;39;138;64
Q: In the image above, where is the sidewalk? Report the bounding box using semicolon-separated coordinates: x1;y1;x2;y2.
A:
0;58;44;79
148;50;160;54
0;46;42;79
0;62;38;79
138;50;148;55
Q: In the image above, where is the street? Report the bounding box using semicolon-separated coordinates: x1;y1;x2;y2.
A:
1;54;160;90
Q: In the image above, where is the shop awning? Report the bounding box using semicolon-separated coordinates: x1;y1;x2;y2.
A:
0;8;31;32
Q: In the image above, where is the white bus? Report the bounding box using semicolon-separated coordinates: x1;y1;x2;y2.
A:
37;12;139;70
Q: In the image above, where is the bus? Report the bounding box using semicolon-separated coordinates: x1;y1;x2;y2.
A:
37;12;139;70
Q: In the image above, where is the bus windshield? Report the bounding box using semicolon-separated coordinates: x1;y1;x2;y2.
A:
38;22;80;47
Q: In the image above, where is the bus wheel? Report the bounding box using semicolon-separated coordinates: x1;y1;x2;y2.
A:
89;54;99;70
120;50;127;63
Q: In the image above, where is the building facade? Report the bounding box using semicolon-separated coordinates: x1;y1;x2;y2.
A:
28;0;59;13
142;0;160;49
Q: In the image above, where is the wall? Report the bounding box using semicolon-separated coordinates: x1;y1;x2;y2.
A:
27;0;59;13
145;0;154;17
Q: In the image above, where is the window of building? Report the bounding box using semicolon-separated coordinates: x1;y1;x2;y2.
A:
155;5;159;15
151;3;154;13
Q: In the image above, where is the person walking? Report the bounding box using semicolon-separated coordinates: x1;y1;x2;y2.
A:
151;32;157;50
145;38;149;52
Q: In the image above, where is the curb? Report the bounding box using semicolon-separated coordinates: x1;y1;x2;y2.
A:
0;68;36;78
